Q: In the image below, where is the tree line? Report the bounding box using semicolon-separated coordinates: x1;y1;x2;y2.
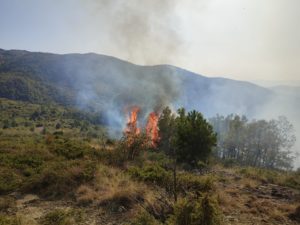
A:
209;114;296;170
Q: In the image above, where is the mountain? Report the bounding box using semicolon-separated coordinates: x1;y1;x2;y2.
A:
0;48;299;166
0;48;274;119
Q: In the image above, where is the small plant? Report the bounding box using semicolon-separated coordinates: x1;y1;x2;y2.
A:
40;208;84;225
129;209;161;225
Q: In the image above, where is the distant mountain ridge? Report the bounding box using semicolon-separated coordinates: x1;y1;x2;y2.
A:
0;48;275;119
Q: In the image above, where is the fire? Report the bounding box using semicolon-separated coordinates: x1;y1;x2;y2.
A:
124;106;160;148
125;106;141;135
146;112;159;147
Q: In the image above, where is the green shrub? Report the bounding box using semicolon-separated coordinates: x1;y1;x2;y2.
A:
0;214;17;225
222;159;236;168
0;168;22;194
40;208;84;225
22;160;96;198
129;209;161;225
239;167;279;183
48;139;90;159
167;195;222;225
53;131;63;136
0;214;35;225
167;198;194;225
128;164;171;188
177;173;215;192
283;174;300;190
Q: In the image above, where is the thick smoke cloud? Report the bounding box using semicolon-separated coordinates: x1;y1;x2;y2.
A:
84;0;182;65
71;0;184;136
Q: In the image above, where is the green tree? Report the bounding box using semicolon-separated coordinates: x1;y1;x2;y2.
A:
158;107;217;202
174;108;217;166
158;106;176;155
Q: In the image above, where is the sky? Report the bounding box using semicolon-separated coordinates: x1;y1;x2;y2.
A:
0;0;299;84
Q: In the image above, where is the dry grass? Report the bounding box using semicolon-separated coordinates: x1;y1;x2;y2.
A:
0;196;16;212
76;165;146;212
0;213;39;225
241;178;260;189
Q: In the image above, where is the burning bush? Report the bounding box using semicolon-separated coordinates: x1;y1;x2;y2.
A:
117;106;160;161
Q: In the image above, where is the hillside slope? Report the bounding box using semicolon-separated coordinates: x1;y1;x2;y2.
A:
0;49;274;121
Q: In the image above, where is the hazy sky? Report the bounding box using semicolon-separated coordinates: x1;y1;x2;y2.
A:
0;0;299;83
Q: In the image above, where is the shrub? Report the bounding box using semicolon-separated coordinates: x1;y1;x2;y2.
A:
53;131;63;136
197;161;209;170
0;214;36;225
40;208;84;225
75;185;98;206
289;205;300;222
238;167;300;190
128;164;215;194
128;164;171;187
167;198;194;225
95;166;145;212
129;209;161;225
167;195;222;225
48;139;90;159
0;215;17;225
55;123;61;129
177;173;215;193
0;168;22;194
22;160;96;198
283;174;300;190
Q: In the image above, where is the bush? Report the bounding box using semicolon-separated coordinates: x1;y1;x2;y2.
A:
128;164;171;187
48;139;90;159
128;164;215;194
283;174;300;190
129;209;161;225
239;167;279;183
22;160;96;198
167;195;222;225
40;208;84;225
53;131;63;136
95;166;145;212
0;215;17;225
0;168;22;194
0;214;36;225
177;173;215;193
289;205;300;222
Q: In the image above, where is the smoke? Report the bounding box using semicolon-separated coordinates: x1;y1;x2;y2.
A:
256;87;300;168
62;54;181;137
83;0;182;65
67;0;184;136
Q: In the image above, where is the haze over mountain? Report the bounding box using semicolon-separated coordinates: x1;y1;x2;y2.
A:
0;49;299;166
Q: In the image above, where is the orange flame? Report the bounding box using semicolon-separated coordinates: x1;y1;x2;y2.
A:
125;106;140;135
146;112;159;147
124;106;160;148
